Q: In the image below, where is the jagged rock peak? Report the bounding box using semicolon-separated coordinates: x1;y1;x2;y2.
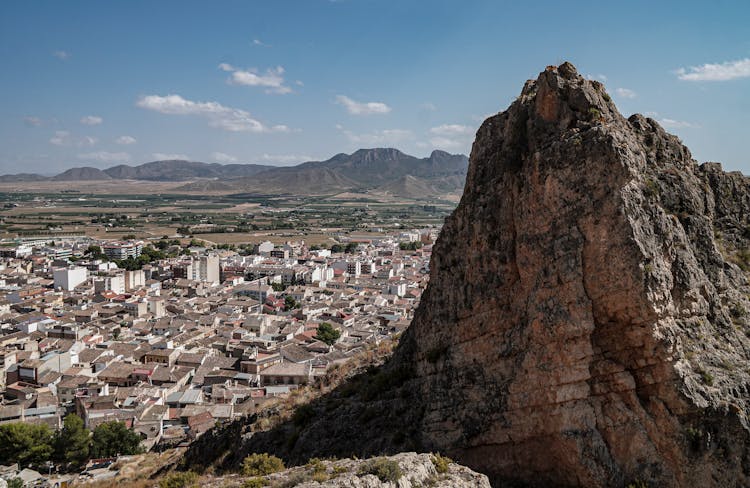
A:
397;62;750;487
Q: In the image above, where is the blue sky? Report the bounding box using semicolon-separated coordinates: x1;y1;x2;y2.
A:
1;0;749;174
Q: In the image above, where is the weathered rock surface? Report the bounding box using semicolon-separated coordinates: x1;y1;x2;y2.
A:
202;453;490;488
186;63;750;487
396;62;750;487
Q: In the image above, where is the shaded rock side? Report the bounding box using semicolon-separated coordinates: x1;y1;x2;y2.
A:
395;62;750;487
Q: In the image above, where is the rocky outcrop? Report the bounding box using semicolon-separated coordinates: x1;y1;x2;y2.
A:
185;63;750;487
201;453;490;488
395;62;750;487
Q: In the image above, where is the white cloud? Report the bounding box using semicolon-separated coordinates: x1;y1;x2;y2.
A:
615;88;637;99
77;151;130;163
80;115;103;125
152;153;190;161
258;153;312;165
428;124;474;151
211;152;238;163
49;131;70;146
80;136;97;147
49;131;96;147
338;126;411;145
676;58;750;81
335;95;391;115
253;39;270;47
429;124;473;136
586;74;607;82
115;135;137;145
659;118;700;129
136;94;289;133
23;116;42;127
53;50;70;60
428;137;470;151
218;63;292;94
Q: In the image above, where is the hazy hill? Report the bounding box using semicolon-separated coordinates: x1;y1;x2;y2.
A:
0;148;469;198
102;160;273;181
224;148;469;196
52;166;112;181
0;173;50;182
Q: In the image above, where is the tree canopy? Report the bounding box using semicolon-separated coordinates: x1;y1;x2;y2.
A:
90;421;143;458
315;322;341;345
0;422;54;467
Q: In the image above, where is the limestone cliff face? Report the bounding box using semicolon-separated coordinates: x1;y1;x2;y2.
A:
395;62;750;487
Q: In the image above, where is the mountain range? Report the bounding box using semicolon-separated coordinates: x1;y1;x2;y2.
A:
0;148;469;198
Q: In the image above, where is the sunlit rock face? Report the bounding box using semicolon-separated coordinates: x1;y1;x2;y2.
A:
398;62;750;487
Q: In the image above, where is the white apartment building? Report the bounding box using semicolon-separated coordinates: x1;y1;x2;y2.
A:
53;266;88;291
102;240;143;260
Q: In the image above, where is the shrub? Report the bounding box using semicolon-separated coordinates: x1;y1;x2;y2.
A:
242;453;285;476
158;471;198;488
241;478;268;488
431;453;452;474
644;178;660;199
588;107;602;120
357;458;403;483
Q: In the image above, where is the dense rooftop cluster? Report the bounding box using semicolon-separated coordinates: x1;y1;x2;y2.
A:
0;230;435;483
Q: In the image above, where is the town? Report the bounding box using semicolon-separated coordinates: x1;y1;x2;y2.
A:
0;230;435;485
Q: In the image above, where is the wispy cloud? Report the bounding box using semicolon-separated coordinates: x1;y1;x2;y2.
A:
676;58;750;81
136;94;289;133
641;111;700;129
659;118;700;129
586;73;607;82
153;152;189;161
23;116;42;127
115;135;137;145
259;153;312;165
80;115;103;125
428;124;474;151
77;151;130;163
615;88;637;99
49;131;96;147
420;102;437;112
252;39;271;47
335;95;391;115
211;152;237;163
53;50;70;60
429;124;473;136
337;125;411;145
218;63;292;94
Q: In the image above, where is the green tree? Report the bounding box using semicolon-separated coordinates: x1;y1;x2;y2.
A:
56;414;90;467
315;322;341;346
90;421;142;458
0;422;55;466
330;244;343;253
284;295;298;311
86;245;107;260
344;242;359;254
399;241;423;251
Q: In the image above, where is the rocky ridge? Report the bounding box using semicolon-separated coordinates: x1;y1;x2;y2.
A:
185;63;750;487
201;453;490;488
